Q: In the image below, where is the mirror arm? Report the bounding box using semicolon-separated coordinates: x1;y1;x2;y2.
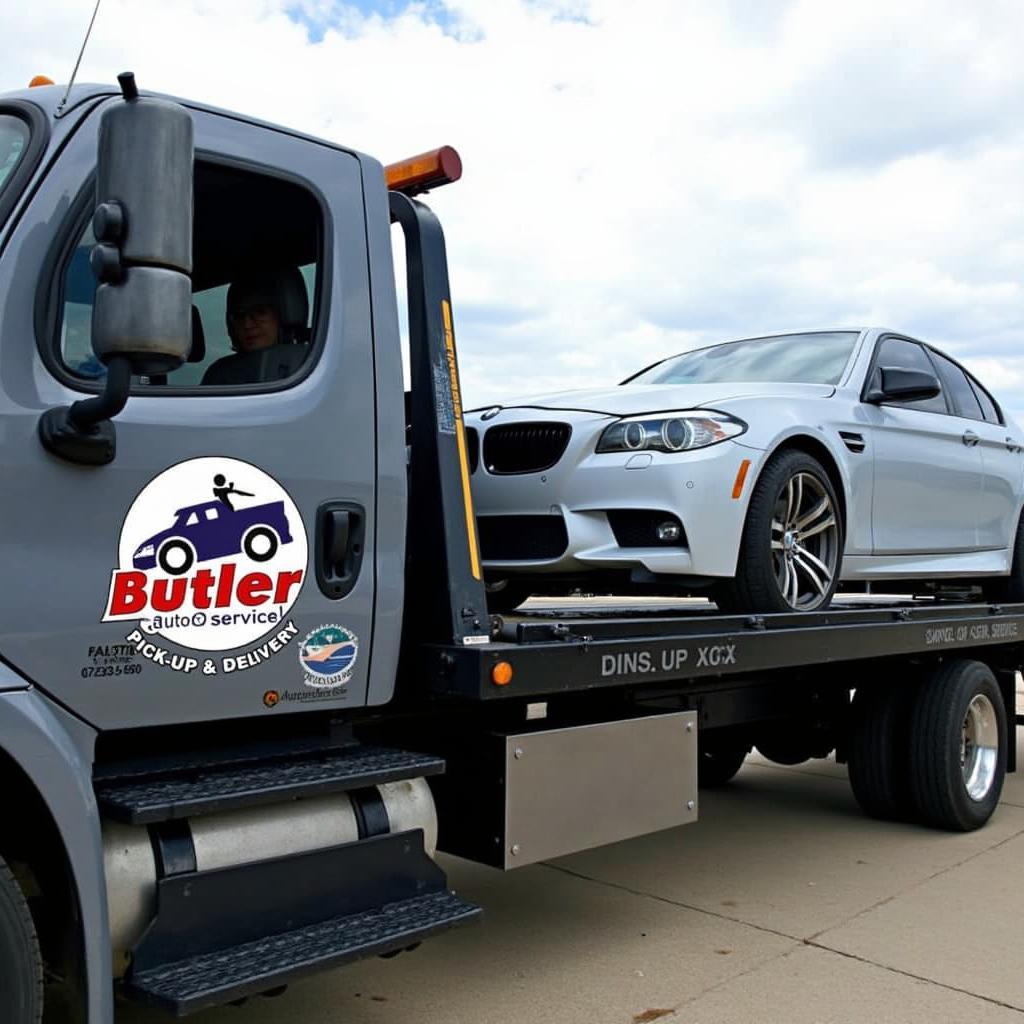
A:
38;356;132;466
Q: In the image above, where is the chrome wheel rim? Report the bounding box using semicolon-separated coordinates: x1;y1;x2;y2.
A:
771;472;840;610
962;694;998;801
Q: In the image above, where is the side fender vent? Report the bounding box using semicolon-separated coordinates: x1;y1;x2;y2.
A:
839;431;866;454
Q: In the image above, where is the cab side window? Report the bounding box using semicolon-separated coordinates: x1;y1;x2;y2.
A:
967;374;1003;425
57;162;322;389
873;338;947;414
929;351;985;421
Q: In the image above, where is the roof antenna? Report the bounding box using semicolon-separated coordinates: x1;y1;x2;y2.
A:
56;0;103;117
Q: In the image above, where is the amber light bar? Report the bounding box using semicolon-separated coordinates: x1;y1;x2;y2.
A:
385;146;463;197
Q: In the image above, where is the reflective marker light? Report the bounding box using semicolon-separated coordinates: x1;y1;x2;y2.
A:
29;75;55;87
385;146;463;197
491;661;514;686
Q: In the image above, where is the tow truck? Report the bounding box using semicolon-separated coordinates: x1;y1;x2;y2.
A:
0;74;1020;1023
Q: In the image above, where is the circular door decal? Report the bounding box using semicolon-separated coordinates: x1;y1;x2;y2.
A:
102;457;308;652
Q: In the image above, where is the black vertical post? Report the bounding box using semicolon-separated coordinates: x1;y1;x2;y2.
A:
390;191;489;648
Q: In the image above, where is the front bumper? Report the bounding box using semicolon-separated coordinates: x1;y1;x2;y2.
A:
469;411;761;579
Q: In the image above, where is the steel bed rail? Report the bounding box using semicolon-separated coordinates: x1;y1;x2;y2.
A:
423;600;1024;701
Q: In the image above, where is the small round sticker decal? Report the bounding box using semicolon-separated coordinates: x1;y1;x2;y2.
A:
299;625;358;689
102;457;308;652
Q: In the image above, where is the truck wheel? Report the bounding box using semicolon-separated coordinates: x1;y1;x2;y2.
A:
243;527;279;562
698;744;748;787
715;450;842;614
486;580;532;614
909;660;1007;831
0;856;43;1024
847;682;916;821
157;539;194;576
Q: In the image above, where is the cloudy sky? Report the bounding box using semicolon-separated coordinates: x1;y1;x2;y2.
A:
5;0;1024;414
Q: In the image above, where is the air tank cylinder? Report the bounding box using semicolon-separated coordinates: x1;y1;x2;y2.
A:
102;778;438;975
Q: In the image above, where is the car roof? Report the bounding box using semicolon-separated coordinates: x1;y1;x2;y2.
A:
174;500;226;517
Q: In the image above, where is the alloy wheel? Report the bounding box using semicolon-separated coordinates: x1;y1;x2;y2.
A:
770;472;840;610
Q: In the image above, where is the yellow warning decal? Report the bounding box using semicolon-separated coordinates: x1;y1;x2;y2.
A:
442;300;482;580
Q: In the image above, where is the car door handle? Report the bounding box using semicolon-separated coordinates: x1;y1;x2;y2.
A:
315;501;365;600
962;430;979;447
1006;436;1020;453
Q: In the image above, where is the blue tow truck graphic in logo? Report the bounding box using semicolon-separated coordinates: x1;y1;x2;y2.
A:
132;475;294;576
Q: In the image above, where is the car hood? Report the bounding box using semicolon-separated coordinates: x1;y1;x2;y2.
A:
470;382;836;418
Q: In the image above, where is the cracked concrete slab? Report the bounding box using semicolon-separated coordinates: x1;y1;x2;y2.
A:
677;943;1024;1023
815;831;1024;1011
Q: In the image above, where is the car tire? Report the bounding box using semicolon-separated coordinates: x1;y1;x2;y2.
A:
908;659;1007;831
715;449;843;614
157;539;195;576
485;580;533;614
847;681;917;821
0;856;43;1024
698;743;748;787
243;527;279;563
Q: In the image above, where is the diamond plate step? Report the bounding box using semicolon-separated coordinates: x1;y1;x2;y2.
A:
122;831;481;1016
96;745;445;824
125;890;480;1015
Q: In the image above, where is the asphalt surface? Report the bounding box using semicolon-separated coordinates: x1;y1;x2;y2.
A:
118;696;1024;1024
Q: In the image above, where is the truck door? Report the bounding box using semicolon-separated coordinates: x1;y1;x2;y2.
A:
0;102;383;727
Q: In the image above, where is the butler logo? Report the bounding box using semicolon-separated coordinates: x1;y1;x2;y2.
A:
103;457;308;652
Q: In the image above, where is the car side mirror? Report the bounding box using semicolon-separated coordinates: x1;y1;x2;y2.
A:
865;366;941;405
39;71;194;466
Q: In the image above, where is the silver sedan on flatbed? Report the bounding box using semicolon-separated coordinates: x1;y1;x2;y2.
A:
466;329;1024;614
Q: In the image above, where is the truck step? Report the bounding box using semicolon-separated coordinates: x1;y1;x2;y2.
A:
96;744;444;824
122;830;481;1016
127;889;478;1015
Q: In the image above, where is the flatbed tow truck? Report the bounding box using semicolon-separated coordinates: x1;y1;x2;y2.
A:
0;75;1020;1023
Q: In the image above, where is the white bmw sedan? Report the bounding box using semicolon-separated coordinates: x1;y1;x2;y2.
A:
466;329;1024;614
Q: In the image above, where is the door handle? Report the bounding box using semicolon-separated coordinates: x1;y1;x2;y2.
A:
1006;436;1020;453
962;430;979;447
315;502;365;600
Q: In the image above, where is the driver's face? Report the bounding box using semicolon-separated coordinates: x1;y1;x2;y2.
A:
230;303;279;352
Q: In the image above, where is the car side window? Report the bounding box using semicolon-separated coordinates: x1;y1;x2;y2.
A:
967;375;1002;425
929;351;984;421
186;512;200;526
57;161;322;390
873;338;947;413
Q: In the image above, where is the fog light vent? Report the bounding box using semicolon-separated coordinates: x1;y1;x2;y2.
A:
656;521;681;543
607;510;686;548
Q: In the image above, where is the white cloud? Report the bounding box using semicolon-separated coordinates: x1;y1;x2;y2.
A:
4;0;1024;419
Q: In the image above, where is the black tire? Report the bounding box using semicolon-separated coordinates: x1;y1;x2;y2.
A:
157;539;194;576
486;580;533;614
243;526;279;563
698;744;748;787
847;682;917;821
908;659;1007;831
0;856;43;1024
715;449;843;614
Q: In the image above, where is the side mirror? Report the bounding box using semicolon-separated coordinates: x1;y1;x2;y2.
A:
865;365;941;405
39;72;194;466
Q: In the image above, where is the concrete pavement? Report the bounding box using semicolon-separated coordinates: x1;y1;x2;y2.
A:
117;715;1024;1024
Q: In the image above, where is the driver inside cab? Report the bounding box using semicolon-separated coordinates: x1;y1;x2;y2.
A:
202;267;311;386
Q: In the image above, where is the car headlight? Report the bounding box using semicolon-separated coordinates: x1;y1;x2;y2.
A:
596;410;747;454
135;544;155;558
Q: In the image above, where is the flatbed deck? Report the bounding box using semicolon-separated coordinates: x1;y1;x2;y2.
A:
427;597;1024;708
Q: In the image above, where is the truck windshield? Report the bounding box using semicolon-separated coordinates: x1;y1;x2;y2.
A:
629;331;859;386
0;114;30;205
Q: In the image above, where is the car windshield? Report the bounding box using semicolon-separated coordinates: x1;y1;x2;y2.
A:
630;331;860;386
0;114;30;211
